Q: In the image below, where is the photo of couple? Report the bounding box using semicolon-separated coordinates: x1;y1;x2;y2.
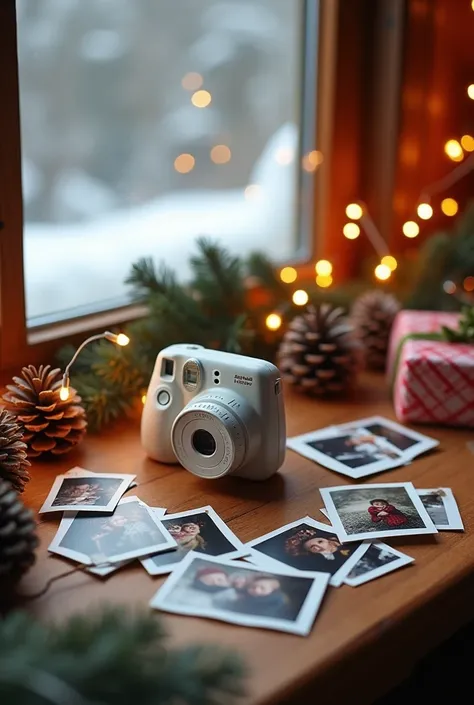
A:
40;470;135;514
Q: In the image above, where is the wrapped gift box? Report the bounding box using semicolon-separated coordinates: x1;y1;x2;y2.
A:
388;310;474;428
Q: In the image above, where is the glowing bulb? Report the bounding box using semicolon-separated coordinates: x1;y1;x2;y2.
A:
441;197;458;216
461;135;474;152
468;84;474;100
141;394;147;405
381;255;398;271
191;90;212;108
472;0;474;10
375;264;391;281
280;266;297;284
210;144;231;164
59;386;70;401
266;313;282;331
292;289;309;306
315;259;333;276
181;72;203;91
443;280;456;294
343;222;360;239
444;139;463;161
244;184;262;201
464;276;474;292
402;220;420;238
345;203;363;220
417;202;433;220
174;153;195;174
316;274;333;288
116;333;129;346
302;150;323;172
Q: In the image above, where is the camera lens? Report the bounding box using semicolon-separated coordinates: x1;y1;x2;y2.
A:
191;429;217;456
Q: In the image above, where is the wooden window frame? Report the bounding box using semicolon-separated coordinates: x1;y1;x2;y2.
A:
0;0;374;380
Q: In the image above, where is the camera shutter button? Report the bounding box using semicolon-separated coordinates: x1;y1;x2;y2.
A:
157;389;171;406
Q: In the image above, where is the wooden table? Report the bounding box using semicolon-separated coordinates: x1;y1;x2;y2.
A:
19;374;474;705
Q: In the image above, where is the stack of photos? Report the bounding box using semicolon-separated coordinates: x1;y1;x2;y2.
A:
344;542;414;587
150;553;330;636
287;416;439;479
40;467;136;514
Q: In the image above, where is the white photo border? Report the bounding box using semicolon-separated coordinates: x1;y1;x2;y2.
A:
320;482;438;542
48;497;176;565
344;541;414;587
39;469;136;514
244;516;369;587
141;505;248;576
417;488;464;531
150;552;330;636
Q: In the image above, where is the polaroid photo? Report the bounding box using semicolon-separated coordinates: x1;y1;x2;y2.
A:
150;552;330;636
287;427;406;479
49;497;176;565
141;506;247;576
40;469;136;513
335;416;439;461
245;516;368;587
417;488;464;531
344;542;414;587
320;482;438;542
64;467;137;491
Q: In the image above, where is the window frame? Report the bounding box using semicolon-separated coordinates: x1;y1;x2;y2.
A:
0;0;363;379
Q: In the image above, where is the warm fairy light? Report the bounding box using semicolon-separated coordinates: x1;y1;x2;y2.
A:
345;203;363;220
191;90;212;108
265;313;282;331
402;220;420;238
59;386;70;401
292;289;309;306
381;255;398;271
468;84;474;100
210;145;231;164
275;147;294;166
302;150;323;172
441;197;459;216
461;135;474;152
464;276;474;292
374;264;391;281
174;153;195;174
315;259;333;276
417;202;433;220
316;274;333;288
280;266;297;283
472;0;474;10
443;280;456;294
444;139;463;161
343;222;360;239
116;333;130;346
181;72;203;91
244;184;262;201
141;394;147;405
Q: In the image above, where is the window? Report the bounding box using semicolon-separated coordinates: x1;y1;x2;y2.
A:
15;0;318;326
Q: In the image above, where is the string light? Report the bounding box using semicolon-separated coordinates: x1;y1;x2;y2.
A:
302;150;323;172
441;197;458;216
443;280;456;294
444;139;463;162
468;84;474;100
210;145;231;164
464;276;474;292
141;394;147;405
292;289;309;306
174;154;195;174
417;202;433;220
402;220;419;238
181;72;203;91
316;274;333;288
345;203;363;220
265;313;282;330
374;264;391;281
461;135;474;152
191;90;212;108
381;255;398;271
343;222;360;239
315;259;332;276
280;266;297;283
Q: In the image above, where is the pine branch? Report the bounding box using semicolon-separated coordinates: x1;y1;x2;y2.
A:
246;252;287;297
191;238;245;316
126;258;177;300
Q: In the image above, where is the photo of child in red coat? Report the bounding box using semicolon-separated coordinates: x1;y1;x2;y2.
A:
368;499;408;527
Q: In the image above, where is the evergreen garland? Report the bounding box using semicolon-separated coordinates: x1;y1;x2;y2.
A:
0;607;245;705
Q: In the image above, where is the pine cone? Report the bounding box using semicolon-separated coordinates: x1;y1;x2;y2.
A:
2;365;87;458
0;480;38;589
351;290;400;370
0;410;30;492
278;304;359;396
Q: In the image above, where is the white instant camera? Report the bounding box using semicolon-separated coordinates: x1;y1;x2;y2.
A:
141;344;286;480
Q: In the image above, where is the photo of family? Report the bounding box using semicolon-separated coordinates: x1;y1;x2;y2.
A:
344;542;414;587
320;482;438;542
141;506;246;576
49;497;177;565
150;553;330;636
418;488;464;530
245;517;368;586
40;471;135;513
